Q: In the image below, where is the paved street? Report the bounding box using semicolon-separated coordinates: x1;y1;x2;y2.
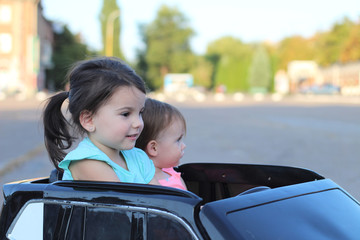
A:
0;98;54;199
177;99;360;202
0;94;359;205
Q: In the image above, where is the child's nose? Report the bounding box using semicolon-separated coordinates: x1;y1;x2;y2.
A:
182;142;186;150
133;116;143;128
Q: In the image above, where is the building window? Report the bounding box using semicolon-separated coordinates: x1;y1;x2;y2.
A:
0;33;12;53
0;5;12;23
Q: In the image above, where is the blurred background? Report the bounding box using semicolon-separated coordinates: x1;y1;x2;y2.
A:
1;0;360;97
0;0;359;203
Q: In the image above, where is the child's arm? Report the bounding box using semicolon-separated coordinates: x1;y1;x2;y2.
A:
69;159;120;182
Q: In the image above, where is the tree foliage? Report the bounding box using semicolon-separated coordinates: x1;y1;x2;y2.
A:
206;37;252;92
314;17;354;66
264;43;280;92
190;56;213;89
46;25;90;90
99;0;125;60
340;22;360;62
274;17;359;71
247;44;272;92
139;5;195;90
133;12;360;92
277;36;316;69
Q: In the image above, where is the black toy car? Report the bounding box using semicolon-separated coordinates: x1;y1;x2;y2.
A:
1;163;359;239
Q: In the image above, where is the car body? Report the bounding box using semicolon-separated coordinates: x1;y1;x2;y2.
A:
1;163;359;240
300;83;341;95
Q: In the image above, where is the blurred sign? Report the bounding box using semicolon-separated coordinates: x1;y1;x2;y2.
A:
164;73;193;93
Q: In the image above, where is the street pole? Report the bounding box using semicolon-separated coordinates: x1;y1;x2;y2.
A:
105;10;120;56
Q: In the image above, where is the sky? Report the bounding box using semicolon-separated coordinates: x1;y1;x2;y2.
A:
41;0;359;61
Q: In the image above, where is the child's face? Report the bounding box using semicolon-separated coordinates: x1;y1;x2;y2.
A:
89;86;145;153
154;118;186;169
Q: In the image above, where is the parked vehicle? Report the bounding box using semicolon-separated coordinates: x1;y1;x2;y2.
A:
1;163;359;240
300;83;341;95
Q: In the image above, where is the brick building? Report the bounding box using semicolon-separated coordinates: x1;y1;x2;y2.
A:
0;0;53;97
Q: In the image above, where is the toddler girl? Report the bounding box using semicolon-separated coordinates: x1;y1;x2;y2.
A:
136;98;187;190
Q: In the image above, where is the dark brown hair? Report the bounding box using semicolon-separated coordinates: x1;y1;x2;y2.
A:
43;57;146;169
135;98;186;151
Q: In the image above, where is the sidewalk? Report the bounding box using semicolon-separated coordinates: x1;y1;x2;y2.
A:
1;92;359;110
149;92;360;107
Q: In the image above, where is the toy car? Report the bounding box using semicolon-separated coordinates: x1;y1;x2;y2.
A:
1;163;359;239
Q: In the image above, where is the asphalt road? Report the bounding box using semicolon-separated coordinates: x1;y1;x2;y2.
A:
1;94;359;205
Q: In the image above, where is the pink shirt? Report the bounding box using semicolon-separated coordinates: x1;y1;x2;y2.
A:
158;167;187;190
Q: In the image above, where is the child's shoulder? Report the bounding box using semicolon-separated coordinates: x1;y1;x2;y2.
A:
65;138;100;157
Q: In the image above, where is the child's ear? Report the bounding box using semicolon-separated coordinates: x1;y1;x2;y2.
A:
79;110;95;132
146;140;158;157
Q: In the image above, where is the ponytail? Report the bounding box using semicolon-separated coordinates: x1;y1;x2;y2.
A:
43;92;74;170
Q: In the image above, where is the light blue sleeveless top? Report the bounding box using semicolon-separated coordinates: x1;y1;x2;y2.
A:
58;137;155;184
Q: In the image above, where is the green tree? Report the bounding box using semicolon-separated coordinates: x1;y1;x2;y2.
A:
277;35;316;69
190;56;213;89
139;5;195;90
46;25;90;90
207;37;252;92
247;44;272;93
134;23;150;88
340;19;360;62
264;42;280;92
99;0;125;59
314;17;354;66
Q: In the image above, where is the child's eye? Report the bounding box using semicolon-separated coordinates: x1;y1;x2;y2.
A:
121;112;130;117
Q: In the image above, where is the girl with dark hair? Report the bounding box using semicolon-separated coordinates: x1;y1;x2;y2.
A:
43;57;158;184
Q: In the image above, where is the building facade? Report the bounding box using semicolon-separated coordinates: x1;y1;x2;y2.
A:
287;60;360;95
319;62;360;96
0;0;53;97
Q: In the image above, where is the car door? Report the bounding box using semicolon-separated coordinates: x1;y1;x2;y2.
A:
6;200;199;240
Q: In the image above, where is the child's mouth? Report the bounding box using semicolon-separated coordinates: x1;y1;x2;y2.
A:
126;134;138;140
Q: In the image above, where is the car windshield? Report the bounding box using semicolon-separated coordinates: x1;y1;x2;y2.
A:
224;189;360;239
